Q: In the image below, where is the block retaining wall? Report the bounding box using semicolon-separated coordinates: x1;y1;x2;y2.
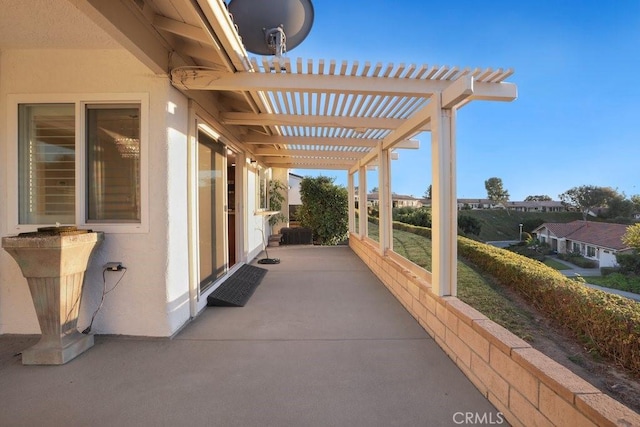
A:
350;235;640;427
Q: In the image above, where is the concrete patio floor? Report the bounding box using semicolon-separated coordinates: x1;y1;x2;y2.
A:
0;245;501;426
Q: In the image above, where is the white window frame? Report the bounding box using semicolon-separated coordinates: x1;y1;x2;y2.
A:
257;166;269;211
7;93;149;234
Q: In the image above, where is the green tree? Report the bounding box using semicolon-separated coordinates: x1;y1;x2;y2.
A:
558;185;619;221
484;177;509;206
424;185;432;199
623;223;640;251
605;195;634;220
631;194;640;212
524;195;551;202
298;176;348;245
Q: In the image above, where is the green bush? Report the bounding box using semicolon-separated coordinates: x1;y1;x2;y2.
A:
298;176;348;245
458;214;482;236
392;221;432;239
457;236;640;377
617;253;640;275
506;244;546;262
393;206;432;228
558;252;598;268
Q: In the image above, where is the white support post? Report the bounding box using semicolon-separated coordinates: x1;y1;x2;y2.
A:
430;94;458;296
348;172;355;233
378;143;392;255
358;164;367;238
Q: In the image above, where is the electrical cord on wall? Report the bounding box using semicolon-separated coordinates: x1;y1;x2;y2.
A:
82;266;127;334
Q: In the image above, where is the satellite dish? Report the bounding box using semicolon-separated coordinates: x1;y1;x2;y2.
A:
228;0;314;56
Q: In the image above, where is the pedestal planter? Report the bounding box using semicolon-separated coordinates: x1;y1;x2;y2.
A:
2;227;104;365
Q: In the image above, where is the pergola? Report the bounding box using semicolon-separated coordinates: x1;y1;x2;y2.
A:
76;0;517;296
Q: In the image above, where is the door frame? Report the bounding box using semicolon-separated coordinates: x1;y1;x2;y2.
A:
187;104;246;317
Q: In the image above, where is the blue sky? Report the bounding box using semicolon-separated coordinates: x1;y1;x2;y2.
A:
282;0;640;200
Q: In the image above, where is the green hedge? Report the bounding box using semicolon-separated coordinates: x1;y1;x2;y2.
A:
458;235;640;376
558;252;598;269
381;222;640;377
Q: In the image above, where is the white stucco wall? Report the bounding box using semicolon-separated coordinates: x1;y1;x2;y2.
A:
0;49;190;336
289;174;303;205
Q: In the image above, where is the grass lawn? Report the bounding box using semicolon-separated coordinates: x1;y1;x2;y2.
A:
582;274;640;294
543;258;573;270
367;222;534;340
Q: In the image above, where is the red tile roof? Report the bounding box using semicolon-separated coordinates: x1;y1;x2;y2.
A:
535;220;631;250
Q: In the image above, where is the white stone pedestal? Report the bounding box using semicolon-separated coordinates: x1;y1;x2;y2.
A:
2;231;103;365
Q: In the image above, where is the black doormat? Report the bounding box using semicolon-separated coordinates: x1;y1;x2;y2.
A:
206;264;268;307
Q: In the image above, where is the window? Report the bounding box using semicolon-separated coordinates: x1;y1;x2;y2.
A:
86;105;140;222
257;166;268;210
18;104;76;224
12;95;147;232
587;246;596;258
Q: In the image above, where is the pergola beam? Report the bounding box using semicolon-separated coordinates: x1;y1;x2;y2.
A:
471;81;518;102
241;135;420;149
221;112;431;131
172;68;452;95
264;159;356;169
255;148;368;159
171;67;517;101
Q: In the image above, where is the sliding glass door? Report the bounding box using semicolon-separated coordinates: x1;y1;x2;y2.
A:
197;129;227;291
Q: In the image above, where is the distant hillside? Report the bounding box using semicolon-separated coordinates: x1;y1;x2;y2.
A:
458;210;583;242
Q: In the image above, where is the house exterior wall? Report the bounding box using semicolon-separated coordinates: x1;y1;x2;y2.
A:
0;48;189;336
600;249;617;268
288;174;303;205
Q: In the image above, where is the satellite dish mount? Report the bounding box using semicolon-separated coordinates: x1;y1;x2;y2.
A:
265;25;287;57
228;0;314;57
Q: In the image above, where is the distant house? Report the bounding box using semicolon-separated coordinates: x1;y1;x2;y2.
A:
456;199;568;212
457;198;503;210
366;192;423;208
533;220;632;268
505;201;566;212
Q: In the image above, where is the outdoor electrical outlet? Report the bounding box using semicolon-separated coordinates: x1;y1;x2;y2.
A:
104;262;123;271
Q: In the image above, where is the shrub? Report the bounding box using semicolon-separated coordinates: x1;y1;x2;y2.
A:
458;214;482;236
506;244;546;262
456;235;640;377
617;253;640;275
558;252;598;268
392;221;432;239
387;222;640;377
393;206;432;228
298;176;348;245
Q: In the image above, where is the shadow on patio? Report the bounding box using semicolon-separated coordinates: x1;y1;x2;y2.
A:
0;245;499;426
